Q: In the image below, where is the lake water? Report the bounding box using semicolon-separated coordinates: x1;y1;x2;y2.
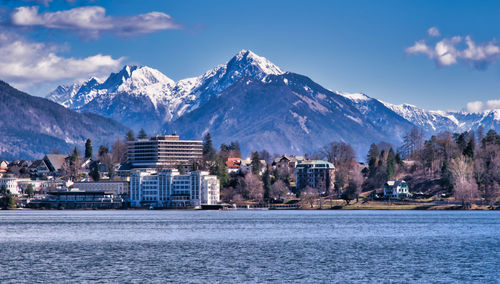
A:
0;210;498;283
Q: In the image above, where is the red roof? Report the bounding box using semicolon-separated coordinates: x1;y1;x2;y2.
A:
225;157;241;168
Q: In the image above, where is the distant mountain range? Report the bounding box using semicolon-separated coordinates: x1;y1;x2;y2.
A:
0;81;128;160
39;49;500;157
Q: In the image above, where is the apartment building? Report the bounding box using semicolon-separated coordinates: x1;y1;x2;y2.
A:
129;169;220;208
127;134;203;169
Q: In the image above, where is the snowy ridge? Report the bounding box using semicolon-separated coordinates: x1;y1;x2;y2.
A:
47;50;286;122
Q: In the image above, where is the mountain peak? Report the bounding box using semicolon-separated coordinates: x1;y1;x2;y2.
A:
229;49;284;76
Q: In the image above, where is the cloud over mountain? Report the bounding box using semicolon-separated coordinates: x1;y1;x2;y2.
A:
0;29;123;88
9;6;180;39
466;99;500;113
406;29;500;69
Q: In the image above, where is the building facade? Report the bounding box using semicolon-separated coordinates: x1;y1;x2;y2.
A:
127;135;203;169
0;176;34;195
129;169;220;208
384;180;411;198
73;181;129;196
295;160;335;194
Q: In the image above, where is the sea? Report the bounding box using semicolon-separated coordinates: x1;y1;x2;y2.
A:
0;210;498;283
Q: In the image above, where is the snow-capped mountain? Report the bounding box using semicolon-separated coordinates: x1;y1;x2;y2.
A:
46;49;500;156
48;50;285;131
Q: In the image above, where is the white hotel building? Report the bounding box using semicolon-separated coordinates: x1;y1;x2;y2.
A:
130;169;220;208
73;181;129;196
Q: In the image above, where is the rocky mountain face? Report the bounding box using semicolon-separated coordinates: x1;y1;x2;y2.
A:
0;81;128;160
46;50;500;157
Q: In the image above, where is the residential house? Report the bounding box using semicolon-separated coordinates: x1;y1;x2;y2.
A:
225;157;241;174
384;180;411;198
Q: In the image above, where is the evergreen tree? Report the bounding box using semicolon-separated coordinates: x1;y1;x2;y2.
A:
84;139;93;160
138;128;148;140
89;161;100;181
202;133;217;161
463;139;475;159
70;147;79;164
262;169;272;201
26;184;34;197
387;148;395;180
126;130;135;141
210;157;229;188
440;160;453;192
251;152;261;176
367;143;379;177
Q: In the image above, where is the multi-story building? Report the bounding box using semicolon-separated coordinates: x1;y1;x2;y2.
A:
127;134;203;169
0;176;33;195
73;181;129;196
129;169;220;208
295;160;335;194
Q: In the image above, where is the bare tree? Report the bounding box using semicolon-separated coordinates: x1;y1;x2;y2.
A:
111;139;127;164
402;127;424;157
301;186;319;209
245;173;264;202
271;180;290;200
450;156;478;208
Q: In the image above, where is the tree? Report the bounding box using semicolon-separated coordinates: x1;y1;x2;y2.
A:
449;156;478;208
251;152;261;176
85;139;93;160
203;133;217;162
262;169;272;201
26;184;34;198
245;173;264;202
62;147;82;181
1;194;15;209
270;179;290;200
137;128;148;139
210;157;229;188
402;127;424;157
367;143;379;177
111;139;127;164
0;184;7;195
301;186;319;208
125;130;135;141
386;148;396;180
89;161;100;181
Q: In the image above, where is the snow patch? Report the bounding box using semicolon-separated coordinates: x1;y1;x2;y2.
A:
289;110;310;134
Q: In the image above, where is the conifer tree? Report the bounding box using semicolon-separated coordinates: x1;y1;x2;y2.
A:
138;128;148;139
126;130;135;141
85;139;93;160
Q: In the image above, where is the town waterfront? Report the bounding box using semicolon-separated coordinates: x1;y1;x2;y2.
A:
0;210;499;283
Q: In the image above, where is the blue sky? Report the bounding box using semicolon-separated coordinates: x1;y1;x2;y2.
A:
1;0;499;111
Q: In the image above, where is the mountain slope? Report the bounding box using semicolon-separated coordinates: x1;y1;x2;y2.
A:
0;81;128;160
168;73;414;156
48;50;286;131
46;49;500;157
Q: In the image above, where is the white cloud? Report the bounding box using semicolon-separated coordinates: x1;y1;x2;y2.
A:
0;30;123;89
466;99;500;113
427;27;440;37
9;6;179;39
406;30;500;69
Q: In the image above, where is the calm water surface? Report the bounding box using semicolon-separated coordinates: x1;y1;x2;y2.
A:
0;210;498;283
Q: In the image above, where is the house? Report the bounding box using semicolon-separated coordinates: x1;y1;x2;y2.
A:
384;180;411;198
0;161;8;173
240;158;267;175
225;157;241;174
43;154;68;173
29;160;50;176
295;160;335;194
272;154;305;170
